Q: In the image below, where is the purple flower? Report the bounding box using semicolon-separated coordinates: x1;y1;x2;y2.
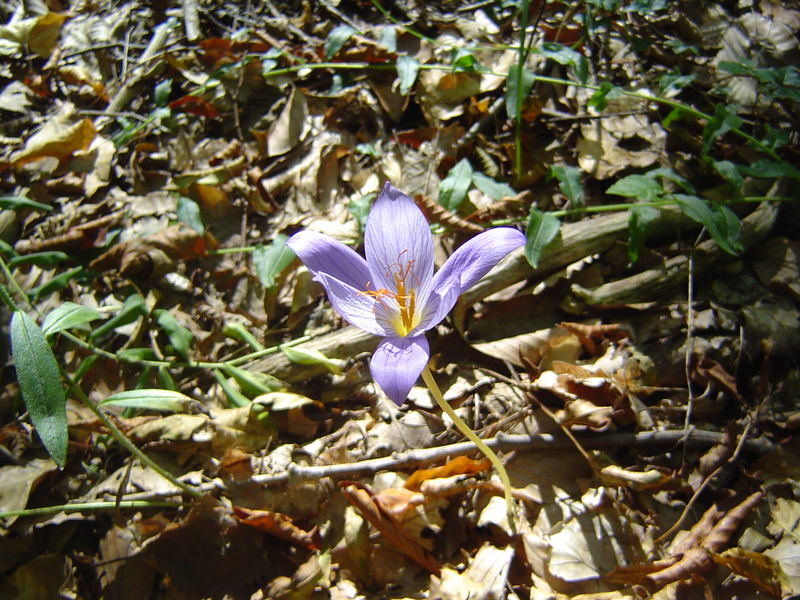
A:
287;183;525;405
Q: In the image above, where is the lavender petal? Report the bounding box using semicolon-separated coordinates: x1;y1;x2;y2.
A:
364;183;434;300
370;334;429;405
419;227;525;329
287;230;372;291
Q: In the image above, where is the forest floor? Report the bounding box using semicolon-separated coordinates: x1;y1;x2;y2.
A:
1;1;800;599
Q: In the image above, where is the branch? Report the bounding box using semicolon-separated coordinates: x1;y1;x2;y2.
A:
115;429;773;502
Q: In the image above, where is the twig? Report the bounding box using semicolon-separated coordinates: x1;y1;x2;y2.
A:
115;429;774;502
182;0;201;42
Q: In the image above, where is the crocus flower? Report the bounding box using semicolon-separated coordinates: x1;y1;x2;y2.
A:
287;183;525;405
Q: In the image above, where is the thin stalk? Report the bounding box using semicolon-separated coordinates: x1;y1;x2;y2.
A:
62;368;203;499
0;500;180;520
420;366;516;533
513;0;530;181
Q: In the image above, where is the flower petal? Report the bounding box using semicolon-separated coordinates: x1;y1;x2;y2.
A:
370;335;429;405
314;273;391;337
364;183;434;299
287;230;372;291
419;227;525;329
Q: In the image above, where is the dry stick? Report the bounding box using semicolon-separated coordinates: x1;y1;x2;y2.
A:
420;366;517;534
114;429;773;503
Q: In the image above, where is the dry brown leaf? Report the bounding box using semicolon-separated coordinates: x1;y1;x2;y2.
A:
340;482;442;574
404;456;491;492
233;506;319;550
711;547;787;597
11;115;96;169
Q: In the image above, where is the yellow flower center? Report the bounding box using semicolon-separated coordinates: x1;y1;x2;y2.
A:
359;251;421;337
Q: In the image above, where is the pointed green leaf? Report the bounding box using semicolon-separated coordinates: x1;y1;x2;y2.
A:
11;311;67;467
505;66;534;120
253;234;295;291
176;195;204;234
672;195;743;255
550;165;584;205
606;175;663;201
0;195;52;211
627;205;660;265
90;293;147;339
524;208;560;269
154;309;193;360
99;389;200;413
472;172;515;200
324;24;355;60
281;346;344;374
42;302;103;338
439;158;473;212
396;55;419;95
8;251;68;268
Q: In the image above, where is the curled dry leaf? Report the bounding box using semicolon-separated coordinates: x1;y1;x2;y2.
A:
11;116;96;169
404;456;491;492
339;482;442;574
233;506;319;550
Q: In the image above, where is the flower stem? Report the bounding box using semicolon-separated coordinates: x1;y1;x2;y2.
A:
420;366;516;533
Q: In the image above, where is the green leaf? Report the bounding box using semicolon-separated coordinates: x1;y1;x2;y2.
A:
214;370;250;407
588;82;620;112
281;346;344;374
0;195;52;211
439;158;473;212
222;321;264;351
90;293;147;339
472;172;515;200
253;234;295;291
540;43;588;83
671;194;743;255
220;364;285;397
42;302;103;338
117;347;157;361
627;205;660;264
738;159;800;181
505;66;534;120
550;165;584;205
176;195;204;234
8;251;69;268
396;55;419;95
154;78;173;107
606;175;663;201
702;104;742;155
29;267;82;301
349;192;375;232
99;389;199;413
524;208;560;269
451;47;478;71
154;309;193;360
11;311;67;468
711;159;743;189
324;24;355;60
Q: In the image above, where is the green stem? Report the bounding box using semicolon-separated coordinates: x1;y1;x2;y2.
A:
61;368;203;499
420;366;516;533
0;500;180;520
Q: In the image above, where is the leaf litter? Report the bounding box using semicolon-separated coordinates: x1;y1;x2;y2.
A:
0;1;799;598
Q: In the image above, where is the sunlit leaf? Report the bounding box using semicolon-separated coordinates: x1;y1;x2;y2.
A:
550;165;584;205
100;388;200;413
324;24;355;60
525;208;560;269
439;158;473;212
42;302;103;338
11;311;67;468
253;234;295;291
472;172;515;200
154;309;194;360
505;66;534;120
0;195;52;211
396;55;419;95
606;175;663;202
281;346;344;374
176;195;204;234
